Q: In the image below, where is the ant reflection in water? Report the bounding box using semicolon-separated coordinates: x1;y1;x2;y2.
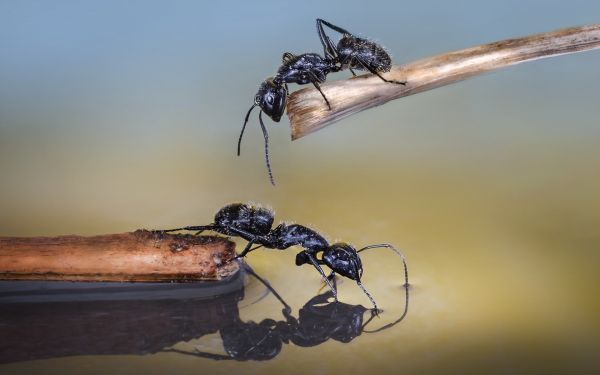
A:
164;263;409;361
154;202;410;312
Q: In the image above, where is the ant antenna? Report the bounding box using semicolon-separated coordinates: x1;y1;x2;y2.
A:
363;278;409;333
258;110;275;185
357;243;409;287
357;281;378;312
238;104;257;156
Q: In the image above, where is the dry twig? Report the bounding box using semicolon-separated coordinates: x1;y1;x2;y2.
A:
287;24;600;140
0;230;238;282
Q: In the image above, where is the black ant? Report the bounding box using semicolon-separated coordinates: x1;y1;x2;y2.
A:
153;202;409;312
239;19;405;185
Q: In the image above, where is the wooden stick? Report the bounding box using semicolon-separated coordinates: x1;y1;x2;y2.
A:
287;24;600;140
0;230;238;282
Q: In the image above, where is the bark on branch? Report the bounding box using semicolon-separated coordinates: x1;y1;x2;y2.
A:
0;230;238;282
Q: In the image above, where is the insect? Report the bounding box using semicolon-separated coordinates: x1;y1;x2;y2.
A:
238;52;338;185
240;20;405;185
153;202;409;311
316;18;406;85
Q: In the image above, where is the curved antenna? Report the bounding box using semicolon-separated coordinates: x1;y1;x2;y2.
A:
357;243;409;287
356;281;378;311
357;243;410;333
258;110;275;185
353;57;407;85
238;104;257;156
363;281;409;333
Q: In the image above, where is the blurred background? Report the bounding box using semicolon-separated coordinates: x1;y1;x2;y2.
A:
1;0;599;374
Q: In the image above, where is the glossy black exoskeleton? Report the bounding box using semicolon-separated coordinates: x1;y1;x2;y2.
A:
241;20;405;185
317;18;406;85
153;202;409;311
295;242;408;311
155;202;274;240
239;52;338;185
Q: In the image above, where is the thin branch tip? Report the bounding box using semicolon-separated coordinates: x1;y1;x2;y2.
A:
287;24;600;140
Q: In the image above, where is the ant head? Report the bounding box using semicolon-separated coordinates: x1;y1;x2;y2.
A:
255;78;287;122
323;243;363;281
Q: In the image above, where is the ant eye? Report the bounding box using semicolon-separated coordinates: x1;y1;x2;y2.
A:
254;95;261;104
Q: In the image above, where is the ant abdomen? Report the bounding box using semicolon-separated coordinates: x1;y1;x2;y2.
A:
337;36;392;73
214;203;274;238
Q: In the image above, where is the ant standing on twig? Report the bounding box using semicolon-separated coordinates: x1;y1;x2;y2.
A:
239;19;407;185
152;202;409;312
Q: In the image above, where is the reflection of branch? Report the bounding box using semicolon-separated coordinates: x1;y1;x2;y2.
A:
287;24;600;139
0;230;238;282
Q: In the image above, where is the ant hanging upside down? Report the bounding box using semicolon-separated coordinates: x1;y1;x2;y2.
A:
239;19;407;185
153;202;409;312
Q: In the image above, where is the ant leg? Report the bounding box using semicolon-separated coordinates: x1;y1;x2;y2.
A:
305;253;338;300
238;104;257;156
153;225;216;234
349;68;357;77
162;348;232;361
354;58;406;85
357;243;409;287
225;226;264;241
258;111;275;186
235;243;265;259
235;239;256;259
316;19;339;59
241;262;292;314
316;18;352;36
307;76;331;110
357;281;379;312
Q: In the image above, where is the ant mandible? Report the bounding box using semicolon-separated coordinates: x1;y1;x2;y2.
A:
153;202;409;312
239;19;406;185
